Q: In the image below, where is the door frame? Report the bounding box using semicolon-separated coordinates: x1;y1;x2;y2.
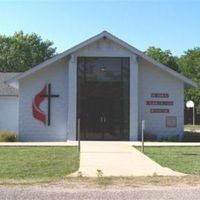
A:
76;56;130;141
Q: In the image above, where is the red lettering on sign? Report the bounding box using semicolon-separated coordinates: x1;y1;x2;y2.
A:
150;109;169;113
146;101;173;106
151;93;169;98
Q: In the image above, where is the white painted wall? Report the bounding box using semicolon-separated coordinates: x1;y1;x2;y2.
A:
0;96;18;133
19;57;68;141
138;58;184;140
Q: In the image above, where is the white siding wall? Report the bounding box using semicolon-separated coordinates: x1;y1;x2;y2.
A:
18;58;68;141
138;58;184;140
0;96;18;133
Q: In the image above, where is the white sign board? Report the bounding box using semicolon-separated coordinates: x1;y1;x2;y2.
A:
186;100;194;108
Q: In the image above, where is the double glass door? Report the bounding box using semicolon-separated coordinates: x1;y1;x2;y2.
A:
77;57;130;140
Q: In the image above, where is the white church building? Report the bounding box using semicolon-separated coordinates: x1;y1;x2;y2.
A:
4;31;196;141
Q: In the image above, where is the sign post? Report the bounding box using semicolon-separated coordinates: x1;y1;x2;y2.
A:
186;101;195;126
141;120;145;153
78;119;81;152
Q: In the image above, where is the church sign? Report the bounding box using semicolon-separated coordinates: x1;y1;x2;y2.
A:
146;93;173;114
32;83;59;126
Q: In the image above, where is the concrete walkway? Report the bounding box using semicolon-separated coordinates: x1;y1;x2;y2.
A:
78;142;185;177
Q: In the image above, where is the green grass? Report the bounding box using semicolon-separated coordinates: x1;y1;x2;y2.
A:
136;147;200;175
0;147;79;182
184;124;200;131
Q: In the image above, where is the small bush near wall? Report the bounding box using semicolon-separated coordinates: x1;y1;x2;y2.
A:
160;135;180;142
141;131;200;142
0;131;17;142
143;132;157;141
142;132;180;142
182;131;200;142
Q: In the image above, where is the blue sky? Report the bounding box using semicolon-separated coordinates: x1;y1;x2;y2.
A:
0;0;199;56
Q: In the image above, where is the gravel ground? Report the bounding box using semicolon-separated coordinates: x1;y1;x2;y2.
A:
0;185;200;200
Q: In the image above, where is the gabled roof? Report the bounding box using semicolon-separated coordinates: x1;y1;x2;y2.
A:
5;31;197;88
0;73;20;96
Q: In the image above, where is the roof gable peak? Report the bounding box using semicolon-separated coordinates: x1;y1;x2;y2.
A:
5;30;197;88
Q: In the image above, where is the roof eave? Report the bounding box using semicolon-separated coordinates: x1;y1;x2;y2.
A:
103;31;197;88
4;30;197;89
184;81;198;88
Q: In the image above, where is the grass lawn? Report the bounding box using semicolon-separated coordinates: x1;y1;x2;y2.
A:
184;124;200;131
136;147;200;175
0;147;79;182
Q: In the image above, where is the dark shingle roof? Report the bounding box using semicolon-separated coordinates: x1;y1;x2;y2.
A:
0;73;20;96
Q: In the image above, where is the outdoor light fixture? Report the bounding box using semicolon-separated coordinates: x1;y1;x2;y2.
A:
100;66;106;72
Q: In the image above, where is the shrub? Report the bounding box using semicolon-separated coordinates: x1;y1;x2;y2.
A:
144;132;157;141
169;135;180;142
182;131;200;142
160;135;179;142
0;131;17;142
141;132;180;142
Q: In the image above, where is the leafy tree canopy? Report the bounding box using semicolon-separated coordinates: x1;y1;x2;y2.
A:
145;46;179;72
178;48;200;82
0;31;56;72
178;48;200;110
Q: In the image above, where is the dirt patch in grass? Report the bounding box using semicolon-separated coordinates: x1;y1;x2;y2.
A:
1;176;200;188
56;176;200;188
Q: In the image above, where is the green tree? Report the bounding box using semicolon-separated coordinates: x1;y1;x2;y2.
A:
145;46;179;72
0;31;56;72
178;48;200;110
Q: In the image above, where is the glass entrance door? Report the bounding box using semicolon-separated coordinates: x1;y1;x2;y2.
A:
77;57;130;140
80;83;122;140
